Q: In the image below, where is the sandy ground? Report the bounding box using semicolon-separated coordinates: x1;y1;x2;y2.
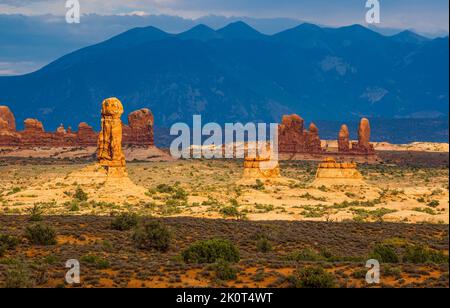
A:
0;156;448;224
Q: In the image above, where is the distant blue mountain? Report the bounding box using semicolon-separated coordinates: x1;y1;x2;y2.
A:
0;22;448;135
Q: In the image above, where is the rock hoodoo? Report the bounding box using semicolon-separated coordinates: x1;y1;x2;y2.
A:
0;106;16;131
123;108;154;147
349;118;375;154
97;97;126;174
278;114;323;153
338;124;350;152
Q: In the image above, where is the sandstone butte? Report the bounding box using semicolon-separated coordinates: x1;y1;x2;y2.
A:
0;105;154;147
242;144;281;180
312;157;366;187
278;114;375;155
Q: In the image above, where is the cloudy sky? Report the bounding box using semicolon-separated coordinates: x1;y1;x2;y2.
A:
0;0;448;34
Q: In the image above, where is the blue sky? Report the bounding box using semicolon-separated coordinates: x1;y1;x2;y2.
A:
0;0;448;34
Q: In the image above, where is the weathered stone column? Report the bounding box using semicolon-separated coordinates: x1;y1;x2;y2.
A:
97;97;126;175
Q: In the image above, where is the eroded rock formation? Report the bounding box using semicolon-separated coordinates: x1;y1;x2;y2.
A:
350;118;375;154
278;115;323;153
0;106;16;131
277;114;375;156
0;105;155;148
123;108;154;146
98;97;126;170
312;157;365;186
338;124;350;152
242;145;281;180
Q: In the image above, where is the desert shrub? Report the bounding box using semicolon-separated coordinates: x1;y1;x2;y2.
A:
0;234;20;250
220;206;240;218
427;200;440;208
156;184;174;194
256;237;272;253
213;259;238;281
369;244;399;263
403;245;448;264
252;179;265;191
111;213;139;231
182;239;240;264
28;204;43;222
287;248;324;262
172;188;188;201
80;255;110;269
132;221;171;252
0;234;20;257
6;187;21;196
289;266;336;288
68;201;80;212
25;223;57;246
229;199;239;207
74;187;88;202
3;263;34;288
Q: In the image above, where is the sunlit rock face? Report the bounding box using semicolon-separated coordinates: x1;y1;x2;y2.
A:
278;114;323;154
338;124;350;152
0;104;155;148
97;97;126;170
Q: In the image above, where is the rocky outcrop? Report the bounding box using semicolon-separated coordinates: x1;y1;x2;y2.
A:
97;97;126;170
312;157;365;186
76;123;97;146
0;106;16;131
278;114;323;153
123;108;154;147
350;118;375;154
0;105;155;148
338;124;350;152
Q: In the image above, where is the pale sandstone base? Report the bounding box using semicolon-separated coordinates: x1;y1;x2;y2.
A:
6;163;150;206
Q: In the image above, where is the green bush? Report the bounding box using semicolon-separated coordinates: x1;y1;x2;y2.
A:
256;237;272;253
252;179;265;190
156;184;174;194
220;206;240;218
74;187;88;202
132;221;171;252
289;266;336;288
3;263;34;288
111;213;139;231
369;244;399;263
403;245;448;264
213;259;238;281
427;200;440;208
28;204;43;222
0;234;20;251
182;239;240;264
25;223;57;246
80;255;110;269
0;234;20;257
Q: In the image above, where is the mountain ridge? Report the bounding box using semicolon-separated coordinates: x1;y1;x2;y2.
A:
0;22;448;136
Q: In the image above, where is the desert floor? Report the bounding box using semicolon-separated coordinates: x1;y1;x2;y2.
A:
0;151;448;288
0;151;448;224
0;216;448;288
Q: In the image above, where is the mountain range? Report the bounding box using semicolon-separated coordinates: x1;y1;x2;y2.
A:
0;21;448;139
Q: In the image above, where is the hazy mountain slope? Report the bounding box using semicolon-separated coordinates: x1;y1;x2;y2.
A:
0;22;448;134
